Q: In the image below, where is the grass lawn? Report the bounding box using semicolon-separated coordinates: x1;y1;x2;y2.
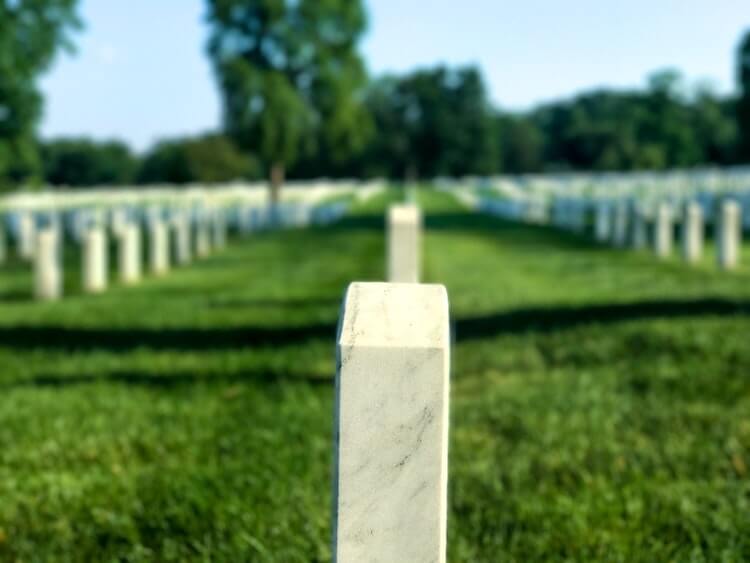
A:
0;188;748;561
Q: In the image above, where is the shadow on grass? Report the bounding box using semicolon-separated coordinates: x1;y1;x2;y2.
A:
7;368;333;389
0;298;748;352
0;322;336;351
455;297;750;341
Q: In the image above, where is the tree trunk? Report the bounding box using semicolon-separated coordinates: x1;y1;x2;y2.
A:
270;162;284;206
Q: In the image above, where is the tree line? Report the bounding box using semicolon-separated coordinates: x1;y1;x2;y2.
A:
1;1;750;191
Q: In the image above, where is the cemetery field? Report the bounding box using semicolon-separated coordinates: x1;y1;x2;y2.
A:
1;189;750;561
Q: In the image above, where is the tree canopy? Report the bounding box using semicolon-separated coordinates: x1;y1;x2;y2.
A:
205;0;371;199
0;0;81;189
137;134;259;185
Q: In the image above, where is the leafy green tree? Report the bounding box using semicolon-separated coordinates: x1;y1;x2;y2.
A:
205;0;371;201
0;0;81;189
41;138;136;186
737;29;750;162
138;134;259;185
497;114;543;174
362;66;499;179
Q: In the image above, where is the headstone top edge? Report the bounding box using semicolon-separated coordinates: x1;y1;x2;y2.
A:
338;282;448;349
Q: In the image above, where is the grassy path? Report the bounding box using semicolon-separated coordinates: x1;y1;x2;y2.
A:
0;189;748;561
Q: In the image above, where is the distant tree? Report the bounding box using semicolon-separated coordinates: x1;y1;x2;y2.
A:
737;30;750;162
362;66;499;179
0;0;81;190
41;138;136;186
205;0;372;201
138;134;259;185
497;115;543;174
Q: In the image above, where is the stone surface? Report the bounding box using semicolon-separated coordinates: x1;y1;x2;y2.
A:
196;215;212;258
612;202;629;247
212;209;227;249
594;203;611;243
173;213;192;265
654;203;673;258
149;220;170;275
717;200;741;270
682;202;704;264
631;206;648;250
17;211;36;260
118;223;142;284
334;282;450;563
387;204;422;283
34;227;61;301
83;227;108;293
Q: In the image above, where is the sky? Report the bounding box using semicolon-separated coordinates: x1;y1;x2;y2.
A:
40;0;750;152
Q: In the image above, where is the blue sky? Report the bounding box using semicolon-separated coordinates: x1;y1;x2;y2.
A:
40;0;750;151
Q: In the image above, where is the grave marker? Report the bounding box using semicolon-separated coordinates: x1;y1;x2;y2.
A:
34;225;61;301
83;224;108;293
717;200;741;270
334;282;450;563
682;202;703;264
387;204;422;283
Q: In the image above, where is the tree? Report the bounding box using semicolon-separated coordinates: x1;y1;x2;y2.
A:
138;134;259;185
0;0;81;190
737;29;750;162
205;0;371;202
41;138;136;186
362;66;499;179
497;115;543;174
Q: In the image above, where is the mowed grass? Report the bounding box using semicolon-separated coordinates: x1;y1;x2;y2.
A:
0;189;749;561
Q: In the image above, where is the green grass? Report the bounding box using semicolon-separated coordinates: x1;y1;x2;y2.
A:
0;189;749;561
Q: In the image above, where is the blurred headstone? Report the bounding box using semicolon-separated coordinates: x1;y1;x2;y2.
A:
387;204;422;283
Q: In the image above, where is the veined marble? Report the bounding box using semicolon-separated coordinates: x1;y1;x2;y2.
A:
334;282;450;563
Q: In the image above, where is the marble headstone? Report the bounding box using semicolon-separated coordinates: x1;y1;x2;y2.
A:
173;212;192;265
387;204;422;283
118;223;142;284
654;203;673;259
631;206;648;250
682;202;704;264
594;203;611;243
34;227;62;301
150;219;170;275
612;202;629;248
17;211;36;260
717;200;741;271
334;282;450;563
83;226;108;293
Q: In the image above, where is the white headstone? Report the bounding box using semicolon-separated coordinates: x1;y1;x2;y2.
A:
387;204;422;283
212;209;227;249
682;202;704;264
83;226;108;293
174;212;192;265
594;203;611;243
631;206;648;250
18;211;36;260
717;200;741;271
654;203;673;259
334;282;450;563
34;227;62;301
196;214;212;258
612;202;629;248
118;223;141;284
149;219;170;275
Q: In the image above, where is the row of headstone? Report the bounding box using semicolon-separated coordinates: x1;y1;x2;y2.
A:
592;199;743;270
334;200;449;562
27;206;234;301
1;183;377;302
